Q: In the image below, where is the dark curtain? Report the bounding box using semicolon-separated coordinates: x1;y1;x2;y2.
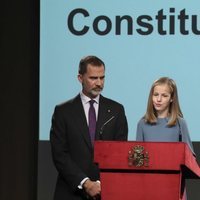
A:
0;1;39;200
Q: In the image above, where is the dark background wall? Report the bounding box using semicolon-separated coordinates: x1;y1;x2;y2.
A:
1;1;39;200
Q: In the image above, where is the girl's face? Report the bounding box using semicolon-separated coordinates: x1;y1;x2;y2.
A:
152;84;172;118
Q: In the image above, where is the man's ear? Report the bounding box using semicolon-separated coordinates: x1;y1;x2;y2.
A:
78;74;82;83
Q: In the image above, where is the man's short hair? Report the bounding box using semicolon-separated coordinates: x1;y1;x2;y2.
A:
79;55;105;75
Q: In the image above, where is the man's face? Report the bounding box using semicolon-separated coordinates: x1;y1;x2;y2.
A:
78;64;105;98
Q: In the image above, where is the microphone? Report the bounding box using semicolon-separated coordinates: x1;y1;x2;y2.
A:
179;134;182;142
177;119;182;142
99;116;115;139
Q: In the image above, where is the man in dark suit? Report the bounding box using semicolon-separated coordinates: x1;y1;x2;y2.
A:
50;55;128;200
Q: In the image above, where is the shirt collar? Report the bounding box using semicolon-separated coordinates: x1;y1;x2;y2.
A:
80;92;100;104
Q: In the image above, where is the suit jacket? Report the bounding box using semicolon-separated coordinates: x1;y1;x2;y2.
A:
50;94;128;200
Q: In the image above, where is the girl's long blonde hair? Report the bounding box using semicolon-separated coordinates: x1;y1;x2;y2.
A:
144;77;183;126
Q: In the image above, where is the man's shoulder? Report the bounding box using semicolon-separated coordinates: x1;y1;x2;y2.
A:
56;94;80;109
100;95;123;107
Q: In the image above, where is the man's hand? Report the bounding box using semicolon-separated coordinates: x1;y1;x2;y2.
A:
83;179;101;199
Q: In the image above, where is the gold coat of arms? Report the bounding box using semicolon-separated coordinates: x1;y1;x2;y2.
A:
128;145;149;167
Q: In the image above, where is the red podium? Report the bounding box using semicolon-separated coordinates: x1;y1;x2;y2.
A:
94;141;200;200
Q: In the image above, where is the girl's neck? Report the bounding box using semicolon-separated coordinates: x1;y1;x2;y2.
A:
157;111;169;118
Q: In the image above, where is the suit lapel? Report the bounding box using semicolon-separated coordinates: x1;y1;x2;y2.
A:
96;95;114;140
72;95;92;149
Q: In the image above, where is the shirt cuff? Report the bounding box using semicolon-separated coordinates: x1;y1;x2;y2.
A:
78;177;89;189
